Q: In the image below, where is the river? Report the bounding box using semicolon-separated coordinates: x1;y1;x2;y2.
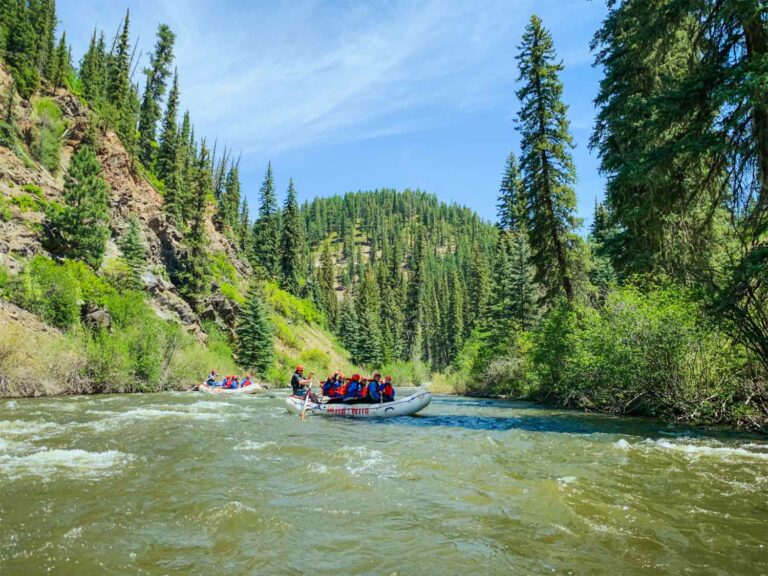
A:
0;390;766;575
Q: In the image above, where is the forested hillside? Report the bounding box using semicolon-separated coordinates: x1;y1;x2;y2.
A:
0;1;356;394
0;1;764;431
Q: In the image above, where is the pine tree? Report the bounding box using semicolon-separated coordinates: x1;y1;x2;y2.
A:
516;15;578;304
46;145;110;268
156;71;180;182
403;231;426;360
252;163;279;278
138;24;175;168
220;162;241;230
238;197;251;253
279;178;303;294
317;241;338;327
508;230;537;330
107;11;135;148
5;1;39;97
80;30;108;104
338;296;360;359
466;241;490;328
354;267;383;367
236;285;274;375
176;140;211;302
497;151;525;233
447;268;465;360
119;216;147;288
51;32;69;92
486;233;514;354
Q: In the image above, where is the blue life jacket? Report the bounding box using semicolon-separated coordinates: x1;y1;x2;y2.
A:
367;381;382;402
344;381;360;400
323;379;334;396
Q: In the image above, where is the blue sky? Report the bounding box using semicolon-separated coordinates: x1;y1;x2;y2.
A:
58;0;608;227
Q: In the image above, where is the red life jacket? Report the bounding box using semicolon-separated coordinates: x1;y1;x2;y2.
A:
242;378;251;387
359;384;369;398
382;383;394;398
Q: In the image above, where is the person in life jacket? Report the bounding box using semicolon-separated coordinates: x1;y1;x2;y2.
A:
326;373;346;403
381;375;395;402
241;374;253;387
343;374;362;402
205;370;219;387
366;373;383;402
291;365;313;397
323;371;339;397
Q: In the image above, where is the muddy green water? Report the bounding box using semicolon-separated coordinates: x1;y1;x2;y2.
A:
0;391;766;575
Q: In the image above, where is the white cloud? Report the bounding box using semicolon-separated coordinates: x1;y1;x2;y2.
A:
157;0;537;155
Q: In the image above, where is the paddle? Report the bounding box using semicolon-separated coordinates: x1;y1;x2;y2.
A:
300;383;312;421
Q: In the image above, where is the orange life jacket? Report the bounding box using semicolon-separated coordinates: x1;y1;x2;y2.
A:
359;384;369;398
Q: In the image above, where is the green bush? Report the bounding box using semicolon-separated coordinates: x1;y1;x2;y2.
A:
21;184;43;198
10;257;81;328
299;348;330;372
264;281;324;325
30;98;67;173
531;286;750;420
0;197;11;222
271;313;301;349
10;195;39;213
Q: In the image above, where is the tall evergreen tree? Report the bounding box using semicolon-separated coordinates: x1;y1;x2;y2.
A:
155;70;180;182
138;24;175;168
252;163;279;278
354;267;383;367
236;285;274;375
107;10;138;149
447;269;465;360
219;162;241;230
403;231;426;360
176;140;211;302
486;233;514;354
279;178;303;294
5;1;39;97
516;15;579;304
51;32;69;92
338;296;360;359
317;241;338;328
46;145;110;268
497;151;525;233
119;215;147;289
80;30;108;104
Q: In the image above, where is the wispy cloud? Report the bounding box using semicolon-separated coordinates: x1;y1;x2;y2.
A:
153;0;538;155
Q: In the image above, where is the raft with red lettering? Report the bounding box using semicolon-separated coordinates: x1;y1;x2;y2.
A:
285;390;431;418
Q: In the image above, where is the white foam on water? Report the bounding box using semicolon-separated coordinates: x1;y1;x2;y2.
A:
339;445;397;477
0;419;62;440
616;438;768;461
0;448;134;480
63;526;82;540
4;400;17;410
557;476;578;486
84;407;226;431
234;440;276;451
0;437;27;454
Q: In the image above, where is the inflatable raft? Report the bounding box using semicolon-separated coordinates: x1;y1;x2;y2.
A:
198;383;263;395
285;390;431;418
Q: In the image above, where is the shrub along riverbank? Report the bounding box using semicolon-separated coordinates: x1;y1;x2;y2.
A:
0;256;240;396
435;284;766;432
